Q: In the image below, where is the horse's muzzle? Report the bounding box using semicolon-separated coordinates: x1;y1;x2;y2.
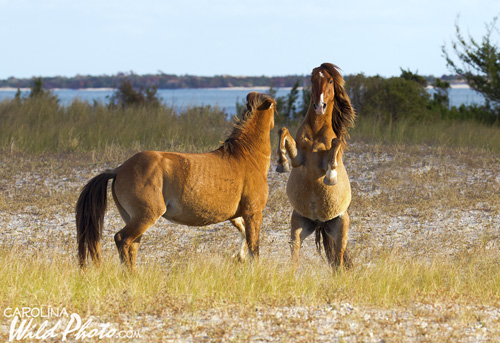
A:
313;102;327;114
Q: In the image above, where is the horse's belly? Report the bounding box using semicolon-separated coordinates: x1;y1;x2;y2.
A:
163;187;241;226
286;167;351;222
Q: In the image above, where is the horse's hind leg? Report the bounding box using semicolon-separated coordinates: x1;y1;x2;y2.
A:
114;215;159;270
112;181;131;224
128;235;143;267
290;210;316;265
230;217;247;261
324;212;351;268
113;182;142;267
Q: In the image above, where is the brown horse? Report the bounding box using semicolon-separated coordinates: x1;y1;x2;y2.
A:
76;92;276;269
276;63;355;268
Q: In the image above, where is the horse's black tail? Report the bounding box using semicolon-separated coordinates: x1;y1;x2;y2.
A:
315;226;352;269
75;170;117;268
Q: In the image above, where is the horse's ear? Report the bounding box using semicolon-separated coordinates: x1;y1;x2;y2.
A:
258;98;275;111
246;92;275;111
246;92;258;103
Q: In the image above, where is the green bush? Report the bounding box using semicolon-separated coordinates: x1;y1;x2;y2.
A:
109;78;160;108
346;74;433;122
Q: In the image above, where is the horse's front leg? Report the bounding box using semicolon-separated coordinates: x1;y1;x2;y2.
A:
243;212;262;261
276;127;302;173
323;138;342;186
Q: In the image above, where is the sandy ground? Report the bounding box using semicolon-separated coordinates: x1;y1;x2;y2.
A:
0;142;499;342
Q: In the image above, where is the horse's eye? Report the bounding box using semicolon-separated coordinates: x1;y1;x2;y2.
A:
329;79;333;84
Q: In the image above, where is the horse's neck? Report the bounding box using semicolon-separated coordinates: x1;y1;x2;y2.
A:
238;118;272;157
253;128;272;156
304;103;334;135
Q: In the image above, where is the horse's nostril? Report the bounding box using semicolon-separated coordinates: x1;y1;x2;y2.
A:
322;103;327;110
313;104;318;110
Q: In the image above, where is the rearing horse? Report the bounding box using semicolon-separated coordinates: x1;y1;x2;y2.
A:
76;92;275;269
276;63;355;268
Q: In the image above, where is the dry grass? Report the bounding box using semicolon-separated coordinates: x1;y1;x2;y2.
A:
1;97;500;340
1;139;499;341
1;244;498;315
0;98;231;153
2;97;500;153
352;116;500;153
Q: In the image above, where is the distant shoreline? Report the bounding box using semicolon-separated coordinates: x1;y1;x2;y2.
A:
0;84;471;91
0;73;469;91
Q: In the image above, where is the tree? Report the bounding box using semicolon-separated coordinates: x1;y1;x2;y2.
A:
265;82;284;113
432;78;451;109
443;16;500;107
14;88;22;101
109;78;160;108
29;77;50;98
282;80;300;119
28;77;58;102
400;68;428;87
345;73;432;122
297;85;311;117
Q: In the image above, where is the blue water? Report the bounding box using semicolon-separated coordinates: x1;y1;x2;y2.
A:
427;87;485;108
0;88;292;115
0;87;485;115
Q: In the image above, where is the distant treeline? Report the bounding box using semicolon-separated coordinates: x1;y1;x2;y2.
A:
0;72;461;90
0;73;310;89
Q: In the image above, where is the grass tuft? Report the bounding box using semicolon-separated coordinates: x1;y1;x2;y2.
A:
1;245;498;318
351;116;500;153
0;98;232;153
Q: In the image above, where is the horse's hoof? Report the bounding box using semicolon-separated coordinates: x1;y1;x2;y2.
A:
323;168;338;185
276;163;290;173
323;177;337;186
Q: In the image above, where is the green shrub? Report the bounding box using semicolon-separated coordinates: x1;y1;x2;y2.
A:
346;74;433;122
109;78;160;108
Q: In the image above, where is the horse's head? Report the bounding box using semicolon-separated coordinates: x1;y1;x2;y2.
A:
246;92;276;129
246;92;275;110
310;63;356;145
311;65;336;115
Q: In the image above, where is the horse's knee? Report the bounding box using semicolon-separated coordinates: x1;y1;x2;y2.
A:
278;127;289;136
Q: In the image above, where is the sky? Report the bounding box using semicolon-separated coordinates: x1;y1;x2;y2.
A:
0;0;498;79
